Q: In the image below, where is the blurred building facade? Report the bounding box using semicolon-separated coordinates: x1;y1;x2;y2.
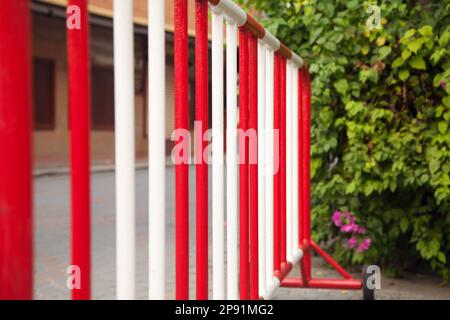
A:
32;0;210;168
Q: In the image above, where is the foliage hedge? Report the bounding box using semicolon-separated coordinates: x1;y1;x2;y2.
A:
240;0;450;280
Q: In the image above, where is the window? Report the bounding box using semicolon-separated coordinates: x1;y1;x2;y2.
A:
91;65;115;130
33;58;55;130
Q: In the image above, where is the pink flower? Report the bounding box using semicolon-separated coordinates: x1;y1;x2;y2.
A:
340;223;355;233
440;80;446;89
357;238;372;252
355;226;366;234
348;237;358;249
345;211;352;222
332;211;343;227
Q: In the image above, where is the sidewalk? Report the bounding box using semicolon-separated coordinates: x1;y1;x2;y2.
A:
33;168;450;299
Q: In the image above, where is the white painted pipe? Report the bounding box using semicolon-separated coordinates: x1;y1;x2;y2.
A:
292;66;299;256
263;277;280;300
212;11;225;300
265;48;275;291
257;39;266;298
114;0;135;300
285;62;293;263
226;20;239;300
148;0;166;300
210;0;246;27
261;31;280;52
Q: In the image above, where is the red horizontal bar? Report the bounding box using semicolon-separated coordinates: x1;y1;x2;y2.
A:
282;278;362;290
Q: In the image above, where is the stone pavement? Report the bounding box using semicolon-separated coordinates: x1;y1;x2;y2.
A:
34;167;450;300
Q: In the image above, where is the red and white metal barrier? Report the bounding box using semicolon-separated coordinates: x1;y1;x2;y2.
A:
0;0;364;300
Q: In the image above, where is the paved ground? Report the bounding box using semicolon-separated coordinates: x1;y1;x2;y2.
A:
34;167;450;300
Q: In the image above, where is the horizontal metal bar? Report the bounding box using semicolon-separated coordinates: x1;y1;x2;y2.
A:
208;0;304;67
282;278;363;290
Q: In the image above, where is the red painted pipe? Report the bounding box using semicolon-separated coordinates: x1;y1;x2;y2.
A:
67;0;91;300
248;35;259;301
0;0;33;300
300;68;312;278
195;0;209;300
280;58;287;265
239;28;250;300
273;54;281;273
174;0;189;300
297;68;303;249
310;241;353;279
282;278;362;290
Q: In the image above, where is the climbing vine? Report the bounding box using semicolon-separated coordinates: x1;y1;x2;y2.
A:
239;0;450;280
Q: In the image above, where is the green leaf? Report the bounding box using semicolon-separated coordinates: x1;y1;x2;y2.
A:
402;29;416;42
401;49;412;60
399;69;410;81
438;252;447;264
400;217;409;233
443;96;450;108
438;121;448;134
334;79;349;95
379;46;391;59
409;56;426;70
419;25;433;37
392;57;404;68
407;38;424;54
429;158;440;174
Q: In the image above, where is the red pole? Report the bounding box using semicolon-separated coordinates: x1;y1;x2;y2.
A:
280;58;287;265
67;0;91;300
0;0;33;300
298;68;304;247
248;35;259;300
273;54;281;273
300;68;312;278
239;28;250;300
195;0;209;300
174;0;189;300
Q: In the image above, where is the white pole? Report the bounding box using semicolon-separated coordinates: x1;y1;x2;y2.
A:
148;0;165;300
257;39;266;298
292;66;299;255
212;11;225;300
265;48;275;290
113;0;135;300
286;62;293;262
226;20;239;301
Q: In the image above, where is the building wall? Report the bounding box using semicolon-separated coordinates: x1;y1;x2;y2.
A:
37;0;201;36
32;13;170;168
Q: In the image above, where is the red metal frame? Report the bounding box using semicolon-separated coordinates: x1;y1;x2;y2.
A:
248;34;259;301
280;68;362;292
0;0;33;300
280;57;287;266
195;0;209;300
239;28;250;300
174;0;189;300
67;0;91;300
273;54;281;274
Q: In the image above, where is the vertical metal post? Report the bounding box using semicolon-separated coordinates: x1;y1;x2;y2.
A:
280;58;287;266
114;0;136;300
257;40;267;298
148;0;166;299
174;0;189;300
226;20;239;301
249;35;259;300
0;0;33;300
212;10;225;300
238;28;249;300
301;69;312;278
195;0;209;300
67;0;91;300
273;54;281;274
